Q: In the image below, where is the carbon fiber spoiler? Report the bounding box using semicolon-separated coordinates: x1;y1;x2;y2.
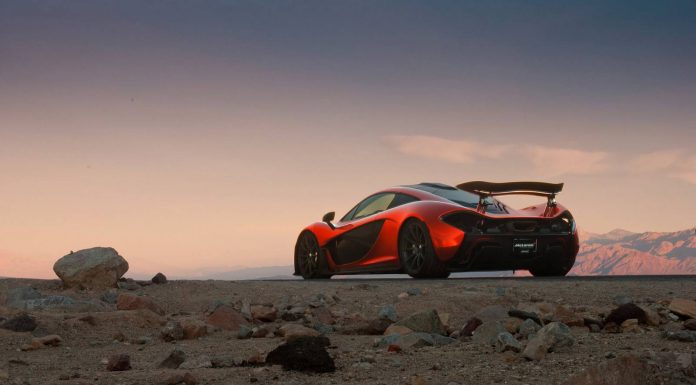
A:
456;181;563;196
456;181;564;215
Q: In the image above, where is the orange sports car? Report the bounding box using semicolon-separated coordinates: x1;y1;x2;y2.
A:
294;181;579;279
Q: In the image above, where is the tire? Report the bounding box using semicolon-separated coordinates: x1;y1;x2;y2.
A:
295;231;332;279
529;252;576;277
398;219;449;279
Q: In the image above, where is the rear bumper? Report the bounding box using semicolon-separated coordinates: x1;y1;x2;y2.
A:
446;232;579;271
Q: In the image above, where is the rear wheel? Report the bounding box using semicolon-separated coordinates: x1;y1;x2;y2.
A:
398;219;450;279
529;253;576;277
295;231;331;279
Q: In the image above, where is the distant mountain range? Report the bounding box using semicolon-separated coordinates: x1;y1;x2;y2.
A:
573;228;696;275
162;228;696;280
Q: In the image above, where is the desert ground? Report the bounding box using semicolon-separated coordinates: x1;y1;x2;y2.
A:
1;276;696;385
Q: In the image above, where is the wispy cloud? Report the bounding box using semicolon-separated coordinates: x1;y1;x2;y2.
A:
385;134;695;184
631;150;696;184
522;146;609;176
385;134;608;177
385;135;509;164
629;150;682;173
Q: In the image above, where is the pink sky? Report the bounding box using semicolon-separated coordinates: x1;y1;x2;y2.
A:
1;1;694;278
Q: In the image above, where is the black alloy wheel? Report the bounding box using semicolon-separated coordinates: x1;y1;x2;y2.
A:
295;231;330;279
398;219;450;279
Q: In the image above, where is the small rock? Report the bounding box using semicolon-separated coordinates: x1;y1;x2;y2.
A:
684;319;696;331
211;356;244;368
22;334;62;351
117;294;165;316
156;372;198;385
522;322;574;361
393;309;447;336
508;309;542;325
339;318;392;335
376;332;456;349
552;305;584;327
159;348;187;369
180;355;213;369
398;292;409;300
667;312;680;321
0;313;37;332
518;318;541;339
278;323;321;341
384;324;414;336
662;330;696;342
265;336;335;372
238;325;254;339
472;321;507;346
181;318;208;340
252;326;270;338
312;307;335;325
312;322;334;335
669;298;696;319
406;288;422;296
106;354;131;371
621;318;642;333
152;272;168;284
160;320;184;341
460;317;483;337
639;306;661;326
604;303;646;326
251;305;277;322
206;305;249;331
378;304;398;322
502;317;524;334
495;332;522;353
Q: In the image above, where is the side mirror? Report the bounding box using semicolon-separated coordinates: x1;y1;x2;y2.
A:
322;211;336;229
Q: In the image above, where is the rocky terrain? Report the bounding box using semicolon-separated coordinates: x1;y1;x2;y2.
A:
1;277;695;384
573;228;696;275
2;248;696;385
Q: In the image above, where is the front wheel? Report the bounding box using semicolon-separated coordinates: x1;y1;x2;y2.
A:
398;219;449;279
295;231;331;279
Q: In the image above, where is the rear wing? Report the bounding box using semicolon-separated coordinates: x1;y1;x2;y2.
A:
456;181;564;215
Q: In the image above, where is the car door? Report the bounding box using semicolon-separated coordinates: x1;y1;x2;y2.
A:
331;193;396;265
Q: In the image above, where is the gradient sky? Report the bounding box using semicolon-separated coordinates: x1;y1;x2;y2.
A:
1;0;695;278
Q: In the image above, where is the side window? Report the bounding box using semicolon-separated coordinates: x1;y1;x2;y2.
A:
351;193;396;220
388;193;419;209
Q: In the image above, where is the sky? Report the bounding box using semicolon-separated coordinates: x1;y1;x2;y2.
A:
1;0;695;278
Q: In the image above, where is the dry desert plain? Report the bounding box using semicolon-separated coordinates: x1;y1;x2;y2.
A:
1;276;696;385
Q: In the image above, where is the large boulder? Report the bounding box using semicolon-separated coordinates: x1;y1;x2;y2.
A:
53;247;128;289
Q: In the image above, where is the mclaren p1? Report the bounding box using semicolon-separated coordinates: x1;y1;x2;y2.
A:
294;181;579;279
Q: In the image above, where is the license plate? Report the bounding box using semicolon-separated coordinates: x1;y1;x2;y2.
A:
513;239;537;255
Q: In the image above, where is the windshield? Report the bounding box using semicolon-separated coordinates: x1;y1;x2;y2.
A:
407;183;506;213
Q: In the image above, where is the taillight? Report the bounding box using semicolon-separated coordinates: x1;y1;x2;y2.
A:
550;212;575;233
441;211;485;233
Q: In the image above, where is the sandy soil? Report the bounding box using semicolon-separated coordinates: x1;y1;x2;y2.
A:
1;276;695;385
